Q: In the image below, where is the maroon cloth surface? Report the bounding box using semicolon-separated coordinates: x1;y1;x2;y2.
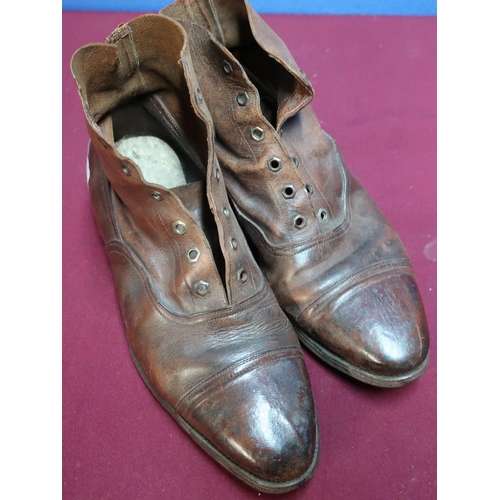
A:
63;11;436;499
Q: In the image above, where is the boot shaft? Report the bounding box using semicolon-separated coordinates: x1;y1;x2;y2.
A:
71;14;264;312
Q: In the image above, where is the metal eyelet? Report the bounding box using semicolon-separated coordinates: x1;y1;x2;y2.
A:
215;168;221;181
236;92;249;106
250;127;264;142
237;269;248;283
281;184;296;199
194;280;210;297
293;215;307;229
292;156;300;167
305;183;314;195
122;164;131;176
151;191;163;201
173;220;187;235
229;237;238;250
267;157;282;173
222;206;230;219
222;60;233;74
186;247;201;263
317;208;329;223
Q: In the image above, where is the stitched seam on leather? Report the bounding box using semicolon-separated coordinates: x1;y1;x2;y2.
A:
149;96;186;144
97;159;120;241
297;258;413;321
175;346;300;409
277;88;295;122
326;132;348;220
130;339;316;487
107;243;268;324
186;1;197;22
107;186;125;242
243;254;256;289
180;353;302;415
206;180;233;304
278;85;305;126
176;347;302;413
285;91;312;118
148;96;202;168
98;165;116;240
206;0;225;45
127;29;146;88
117;54;126;78
191;0;212;31
243;204;352;257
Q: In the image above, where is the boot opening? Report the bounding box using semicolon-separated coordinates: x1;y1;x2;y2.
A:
231;45;296;129
112;98;205;189
109;96;227;289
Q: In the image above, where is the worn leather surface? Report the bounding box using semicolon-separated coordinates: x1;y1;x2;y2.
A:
63;10;436;499
160;0;430;385
70;14;318;492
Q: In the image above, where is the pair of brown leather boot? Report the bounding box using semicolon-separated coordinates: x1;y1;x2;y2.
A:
71;0;429;493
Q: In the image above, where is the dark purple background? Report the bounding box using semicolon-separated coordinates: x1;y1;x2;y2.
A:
63;12;436;499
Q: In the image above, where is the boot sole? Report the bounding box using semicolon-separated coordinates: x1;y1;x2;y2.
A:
292;322;430;388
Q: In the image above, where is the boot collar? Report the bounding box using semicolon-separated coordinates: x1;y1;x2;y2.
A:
71;14;263;306
160;0;314;129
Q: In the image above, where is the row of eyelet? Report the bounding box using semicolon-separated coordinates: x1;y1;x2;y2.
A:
222;58;329;236
165;212;211;296
224;60;264;145
118;77;248;298
271;160;330;227
211;73;251;288
174;219;209;296
267;155;307;229
125;151;327;235
221;200;248;287
188;73;249;293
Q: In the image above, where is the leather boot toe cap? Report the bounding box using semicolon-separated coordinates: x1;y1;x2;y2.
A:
178;348;319;489
299;271;429;386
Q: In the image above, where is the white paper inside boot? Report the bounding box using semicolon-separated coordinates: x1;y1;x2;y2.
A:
116;135;186;189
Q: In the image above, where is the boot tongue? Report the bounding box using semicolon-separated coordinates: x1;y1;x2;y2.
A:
170;181;206;226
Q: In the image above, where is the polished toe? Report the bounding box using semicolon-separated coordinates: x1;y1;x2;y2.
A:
299;271;429;382
178;348;318;486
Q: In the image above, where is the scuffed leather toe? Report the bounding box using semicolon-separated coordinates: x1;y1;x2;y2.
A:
72;13;320;492
177;348;318;489
158;1;431;387
298;270;429;386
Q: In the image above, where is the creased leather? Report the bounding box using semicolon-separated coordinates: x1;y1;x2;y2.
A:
160;0;430;385
71;13;318;492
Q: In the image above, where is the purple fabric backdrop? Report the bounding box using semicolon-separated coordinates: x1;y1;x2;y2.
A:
63;11;436;499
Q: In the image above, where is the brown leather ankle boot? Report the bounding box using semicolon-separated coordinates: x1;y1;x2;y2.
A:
70;14;318;493
160;0;430;387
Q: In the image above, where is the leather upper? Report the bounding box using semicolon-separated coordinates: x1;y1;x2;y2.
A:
160;0;430;383
71;13;318;490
